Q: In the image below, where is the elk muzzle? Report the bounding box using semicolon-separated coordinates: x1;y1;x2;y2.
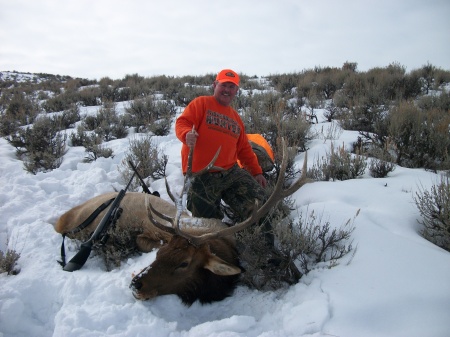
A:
129;267;155;300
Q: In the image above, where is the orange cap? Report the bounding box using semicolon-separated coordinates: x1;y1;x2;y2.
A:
216;69;240;86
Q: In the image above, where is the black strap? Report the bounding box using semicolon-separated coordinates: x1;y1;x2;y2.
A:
58;198;114;267
68;198;115;235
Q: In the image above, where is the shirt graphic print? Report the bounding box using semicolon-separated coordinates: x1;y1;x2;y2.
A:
205;110;241;138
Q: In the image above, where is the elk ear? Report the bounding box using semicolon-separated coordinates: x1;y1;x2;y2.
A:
136;233;167;252
204;255;241;276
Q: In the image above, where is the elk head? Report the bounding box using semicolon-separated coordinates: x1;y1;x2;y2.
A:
130;138;309;305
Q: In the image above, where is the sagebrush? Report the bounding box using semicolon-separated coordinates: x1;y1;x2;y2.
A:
119;135;168;192
6;116;67;174
414;176;450;252
0;248;21;275
308;142;367;181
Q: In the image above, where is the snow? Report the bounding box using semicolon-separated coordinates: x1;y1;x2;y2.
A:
1;106;450;337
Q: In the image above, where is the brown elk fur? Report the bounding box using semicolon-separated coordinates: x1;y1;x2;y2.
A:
130;233;242;305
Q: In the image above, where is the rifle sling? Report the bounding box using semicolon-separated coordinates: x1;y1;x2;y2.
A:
58;198;114;267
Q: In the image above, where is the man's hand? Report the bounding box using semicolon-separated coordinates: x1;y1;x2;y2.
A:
254;174;267;188
185;127;199;148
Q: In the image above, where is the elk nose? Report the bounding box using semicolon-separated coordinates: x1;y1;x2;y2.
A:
130;278;142;290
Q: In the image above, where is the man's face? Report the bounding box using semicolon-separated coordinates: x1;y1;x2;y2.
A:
213;81;239;106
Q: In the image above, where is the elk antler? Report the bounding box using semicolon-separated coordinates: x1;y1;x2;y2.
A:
187;138;309;245
146;142;222;242
147;138;310;247
164;146;222;203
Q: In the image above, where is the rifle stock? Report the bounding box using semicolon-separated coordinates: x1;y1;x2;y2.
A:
63;170;136;272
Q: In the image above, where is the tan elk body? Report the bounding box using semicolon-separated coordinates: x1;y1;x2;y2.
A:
54;140;309;305
55;192;225;253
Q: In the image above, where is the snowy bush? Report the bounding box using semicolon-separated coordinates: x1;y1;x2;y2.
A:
309;142;367;181
118;135;168;191
414;176;450;252
388;101;450;171
0;247;20;275
0;91;39;136
368;147;396;178
237;207;357;290
7;116;67;174
82;101;128;141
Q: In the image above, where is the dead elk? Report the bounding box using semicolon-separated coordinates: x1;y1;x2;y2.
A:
54;139;309;305
130;139;310;305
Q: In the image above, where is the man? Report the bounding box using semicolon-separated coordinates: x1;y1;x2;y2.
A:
175;69;267;222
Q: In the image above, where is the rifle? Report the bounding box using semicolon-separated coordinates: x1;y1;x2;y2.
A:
128;160;151;194
63;169;137;272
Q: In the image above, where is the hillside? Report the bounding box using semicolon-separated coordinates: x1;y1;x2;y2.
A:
1;66;450;337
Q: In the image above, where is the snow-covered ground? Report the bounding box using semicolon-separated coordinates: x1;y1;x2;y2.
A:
1;104;449;337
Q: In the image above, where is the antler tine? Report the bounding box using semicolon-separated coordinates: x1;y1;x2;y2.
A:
164;147;221;204
145;194;176;235
192;147;222;177
177;146;220;218
280;150;309;198
164;177;177;203
146;195;203;243
189;138;310;245
150;141;222;245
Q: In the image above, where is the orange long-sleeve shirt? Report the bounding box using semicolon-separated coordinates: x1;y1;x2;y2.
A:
175;96;262;176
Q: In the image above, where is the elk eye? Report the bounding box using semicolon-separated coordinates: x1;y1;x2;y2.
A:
177;261;189;269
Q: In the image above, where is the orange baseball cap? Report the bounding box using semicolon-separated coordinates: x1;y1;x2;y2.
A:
216;69;240;86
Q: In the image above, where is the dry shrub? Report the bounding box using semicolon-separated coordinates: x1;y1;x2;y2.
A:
51;104;81;129
95;225;144;271
414;176;450;252
126;96;175;136
119;135;168;191
369;157;396;178
309;142;367;181
0;91;40;136
7;116;67;174
241;92;312;154
278;208;357;275
368;148;396;178
82;101;128;141
0;246;21;275
237;207;357;290
84;143;114;163
388;101;450;170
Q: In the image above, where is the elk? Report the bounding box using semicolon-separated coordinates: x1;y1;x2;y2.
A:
54;139;309;305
